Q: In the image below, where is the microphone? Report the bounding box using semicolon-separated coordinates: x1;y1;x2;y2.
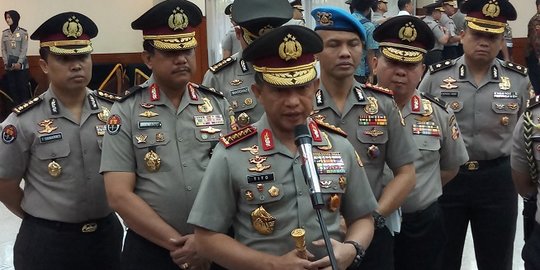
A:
294;124;325;209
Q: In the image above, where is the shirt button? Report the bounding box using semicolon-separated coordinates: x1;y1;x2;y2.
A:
51;153;56;157
294;159;299;164
341;120;345;124
182;162;187;167
178;138;183;142
186;186;192;191
298;191;303;196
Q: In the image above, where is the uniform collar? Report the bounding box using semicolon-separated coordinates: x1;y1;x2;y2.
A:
236;50;252;74
401;90;425;117
253;115;295;158
43;88;101;125
315;81;368;114
456;57;502;83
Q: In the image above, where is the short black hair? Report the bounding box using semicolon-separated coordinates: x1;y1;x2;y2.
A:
143;40;155;55
39;47;50;61
537;0;540;6
398;0;412;10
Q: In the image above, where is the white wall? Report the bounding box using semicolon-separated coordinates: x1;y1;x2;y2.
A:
0;0;206;55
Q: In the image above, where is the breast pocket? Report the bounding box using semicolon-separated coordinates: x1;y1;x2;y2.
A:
241;183;284;234
34;140;71;178
230;92;258;114
132;132;171;173
413;135;441;152
357;126;388;145
491;101;519;130
194;127;223;142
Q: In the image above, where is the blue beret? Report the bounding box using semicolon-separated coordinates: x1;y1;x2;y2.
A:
311;6;366;41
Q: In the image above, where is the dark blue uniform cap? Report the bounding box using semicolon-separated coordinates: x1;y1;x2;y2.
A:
31;12;98;55
374;15;435;63
461;0;516;34
243;25;322;88
310;6;367;42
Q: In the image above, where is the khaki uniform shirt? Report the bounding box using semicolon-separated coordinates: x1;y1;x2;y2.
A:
451;10;465;36
202;51;264;128
0;88;115;222
423;16;446;51
188;115;378;259
313;82;420;199
1;27;28;69
400;91;468;213
100;82;233;235
511;96;540;223
419;57;530;160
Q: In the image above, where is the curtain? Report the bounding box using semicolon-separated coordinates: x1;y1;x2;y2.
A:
205;0;234;65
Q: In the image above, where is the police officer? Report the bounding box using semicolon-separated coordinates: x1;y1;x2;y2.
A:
202;0;292;129
189;25;378;270
418;0;529;269
442;0;465;57
423;2;450;66
371;16;469;270
310;7;420;270
100;1;233;269
0;12;123;270
512;95;540;269
2;10;30;105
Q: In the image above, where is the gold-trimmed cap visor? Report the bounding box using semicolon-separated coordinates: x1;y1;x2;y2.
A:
143;32;197;50
254;61;318;87
380;44;425;63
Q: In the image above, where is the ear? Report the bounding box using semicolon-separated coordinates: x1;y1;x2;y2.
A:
235;27;248;49
38;59;49;75
372;56;380;74
421;63;426;74
142;51;153;70
251;82;263;104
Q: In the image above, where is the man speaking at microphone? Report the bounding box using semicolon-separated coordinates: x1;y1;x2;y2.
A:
188;25;377;270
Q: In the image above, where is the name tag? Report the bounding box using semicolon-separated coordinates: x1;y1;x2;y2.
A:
138;121;162;129
40;133;63;143
247;173;275;183
230;87;249;96
441;91;458;97
194;115;224;126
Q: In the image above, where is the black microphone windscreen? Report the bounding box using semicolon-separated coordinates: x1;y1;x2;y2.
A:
294;124;311;144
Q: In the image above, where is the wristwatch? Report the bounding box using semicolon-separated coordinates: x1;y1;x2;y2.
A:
372;211;386;229
344;240;366;269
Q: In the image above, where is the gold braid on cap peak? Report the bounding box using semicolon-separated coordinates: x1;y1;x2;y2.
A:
40;39;91;48
254;61;318;87
49;44;93;55
465;16;506;34
380;45;424;63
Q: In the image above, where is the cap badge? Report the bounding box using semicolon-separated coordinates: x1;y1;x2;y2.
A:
168;7;189;30
316;12;333;26
278;34;302;61
399;22;417;42
62;16;83;38
482;0;500;18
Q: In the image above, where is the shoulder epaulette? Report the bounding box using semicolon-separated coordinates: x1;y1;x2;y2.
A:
429;60;455;74
220;125;257;148
421;92;447;109
209;57;236;73
313;118;348;137
12;97;42;115
19;27;27;32
364;82;394;96
95;90;122;103
501;61;528;76
120;86;144;102
528;95;540;110
2;29;8;33
192;83;224;97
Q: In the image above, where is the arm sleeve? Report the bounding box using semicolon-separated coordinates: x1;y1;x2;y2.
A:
0;114;30;179
385;100;421;169
439;110;469;170
511;115;529;174
18;30;28;64
188;144;237;232
99;102;136;173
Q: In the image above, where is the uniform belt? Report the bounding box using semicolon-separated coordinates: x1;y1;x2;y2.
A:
461;156;509;171
402;201;438;220
24;213;115;233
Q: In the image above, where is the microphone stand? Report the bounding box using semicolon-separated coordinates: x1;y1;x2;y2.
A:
296;123;338;270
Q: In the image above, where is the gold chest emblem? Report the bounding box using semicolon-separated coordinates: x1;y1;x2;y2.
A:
399;22;417;42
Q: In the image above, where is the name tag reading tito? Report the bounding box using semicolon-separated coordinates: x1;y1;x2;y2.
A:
247;173;275;183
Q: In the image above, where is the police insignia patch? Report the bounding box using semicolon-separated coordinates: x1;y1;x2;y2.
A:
1;125;17;144
107;115;122;135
